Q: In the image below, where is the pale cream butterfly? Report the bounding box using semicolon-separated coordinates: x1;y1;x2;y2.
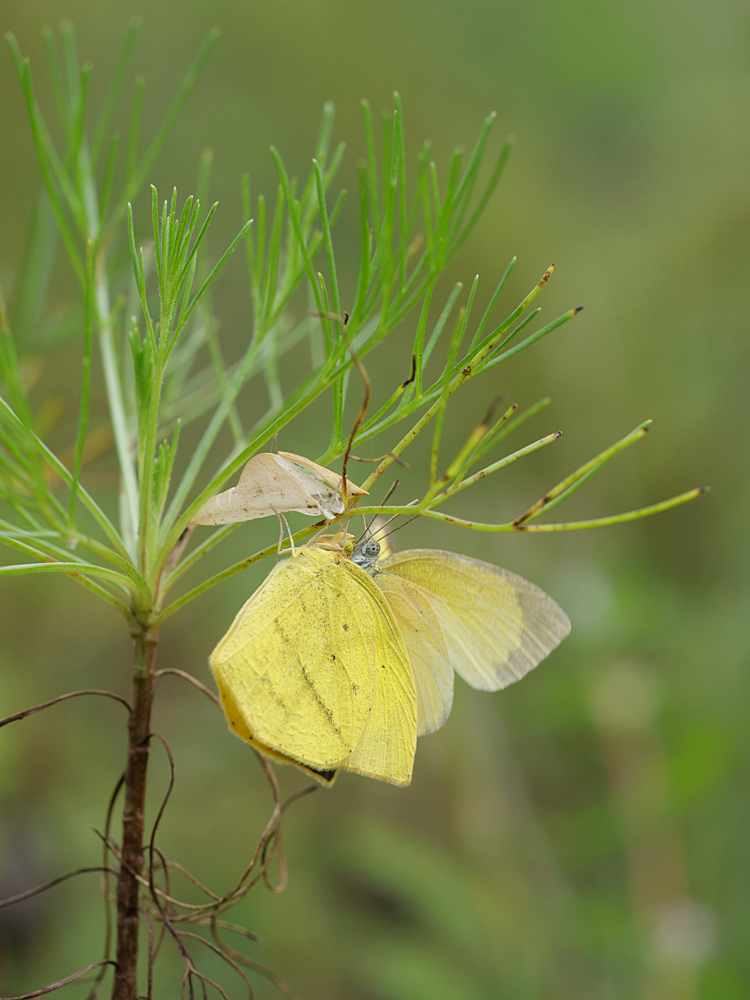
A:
191;451;367;526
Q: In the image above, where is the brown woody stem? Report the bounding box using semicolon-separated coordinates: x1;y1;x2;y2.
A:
112;629;159;1000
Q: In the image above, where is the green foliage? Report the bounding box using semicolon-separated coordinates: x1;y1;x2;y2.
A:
0;24;703;635
0;12;723;1000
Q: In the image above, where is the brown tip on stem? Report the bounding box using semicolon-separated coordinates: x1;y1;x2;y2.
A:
553;430;562;439
574;305;584;314
698;485;711;494
540;265;554;285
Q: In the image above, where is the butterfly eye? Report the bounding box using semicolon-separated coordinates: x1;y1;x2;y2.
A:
351;538;381;570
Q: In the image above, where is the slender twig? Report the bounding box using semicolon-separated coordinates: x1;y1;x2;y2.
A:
0;867;118;910
0;689;131;729
1;962;118;1000
175;931;254;998
154;668;220;706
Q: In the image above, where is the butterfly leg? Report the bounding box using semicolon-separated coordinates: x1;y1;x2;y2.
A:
273;508;297;557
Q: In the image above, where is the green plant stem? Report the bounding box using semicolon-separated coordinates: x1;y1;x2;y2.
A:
352;486;705;531
68;239;95;523
153;522;320;626
138;356;165;578
94;246;139;549
112;627;158;1000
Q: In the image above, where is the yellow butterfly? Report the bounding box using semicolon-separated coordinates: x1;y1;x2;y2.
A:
210;534;570;786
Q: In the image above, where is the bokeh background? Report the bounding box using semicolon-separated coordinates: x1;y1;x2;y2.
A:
1;1;748;997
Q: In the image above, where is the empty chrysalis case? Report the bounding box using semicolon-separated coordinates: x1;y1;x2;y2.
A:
191;451;367;525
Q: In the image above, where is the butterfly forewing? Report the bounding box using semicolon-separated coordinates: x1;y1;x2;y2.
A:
273;455;344;519
218;711;338;786
211;548;382;770
376;549;571;693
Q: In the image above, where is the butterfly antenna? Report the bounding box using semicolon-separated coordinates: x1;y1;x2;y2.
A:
354;498;423;551
354;480;401;545
380;479;400;506
373;505;423;546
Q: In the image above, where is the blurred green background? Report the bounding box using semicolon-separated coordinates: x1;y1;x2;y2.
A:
0;0;748;997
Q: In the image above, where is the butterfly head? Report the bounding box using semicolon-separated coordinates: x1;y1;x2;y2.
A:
351;537;381;572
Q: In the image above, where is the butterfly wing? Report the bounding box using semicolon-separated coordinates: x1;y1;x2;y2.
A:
367;570;453;735
376;549;570;696
223;718;338;786
274;455;344;519
335;558;417;786
211;548;380;770
278;451;368;497
192;453;343;525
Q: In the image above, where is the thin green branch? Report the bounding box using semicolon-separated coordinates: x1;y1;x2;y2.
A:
0;559;135;587
405;487;709;532
68;239;95;523
154;526;318;626
440;431;562;503
514;420;651;525
6;36;84;284
0;396;128;556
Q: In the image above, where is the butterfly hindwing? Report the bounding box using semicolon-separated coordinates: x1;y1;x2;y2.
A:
374;548;571;701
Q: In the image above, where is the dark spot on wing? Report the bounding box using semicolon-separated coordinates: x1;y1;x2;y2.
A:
343;623;349;631
300;664;342;737
273;618;291;643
